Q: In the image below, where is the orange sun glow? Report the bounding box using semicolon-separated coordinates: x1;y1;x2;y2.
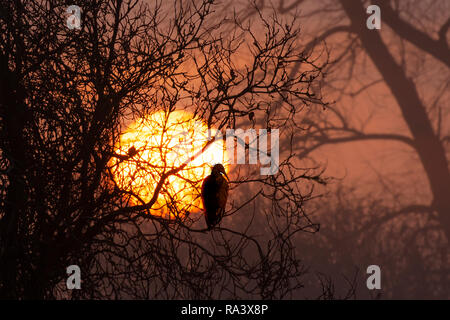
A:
110;110;229;218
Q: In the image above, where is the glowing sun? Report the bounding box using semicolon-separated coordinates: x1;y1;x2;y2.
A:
110;110;229;218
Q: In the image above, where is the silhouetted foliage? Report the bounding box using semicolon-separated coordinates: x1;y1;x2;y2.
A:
0;0;329;299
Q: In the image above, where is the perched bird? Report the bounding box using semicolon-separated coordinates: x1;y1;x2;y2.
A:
112;146;138;161
201;164;229;230
127;146;138;157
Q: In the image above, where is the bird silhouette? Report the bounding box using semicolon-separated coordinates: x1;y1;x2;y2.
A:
127;146;138;157
201;164;229;230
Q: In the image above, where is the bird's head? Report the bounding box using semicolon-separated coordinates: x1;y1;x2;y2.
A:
211;163;229;180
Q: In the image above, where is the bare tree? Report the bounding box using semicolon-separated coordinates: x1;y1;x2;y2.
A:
236;0;449;298
0;0;328;299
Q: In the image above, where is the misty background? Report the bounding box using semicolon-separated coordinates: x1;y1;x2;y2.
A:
229;0;449;299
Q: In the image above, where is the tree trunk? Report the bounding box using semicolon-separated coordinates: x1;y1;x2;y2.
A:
340;0;450;243
0;55;28;299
